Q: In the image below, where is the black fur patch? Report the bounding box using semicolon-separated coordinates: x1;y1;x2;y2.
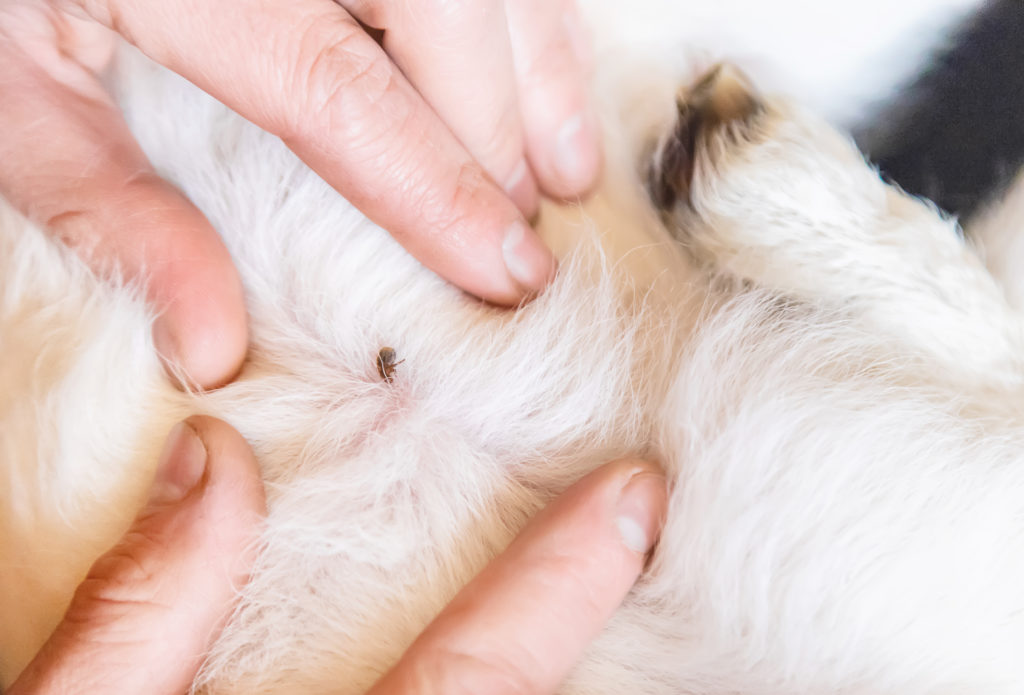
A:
857;0;1024;221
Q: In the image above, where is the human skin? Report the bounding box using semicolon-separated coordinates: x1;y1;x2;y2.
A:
0;7;617;686
0;0;601;389
8;417;666;695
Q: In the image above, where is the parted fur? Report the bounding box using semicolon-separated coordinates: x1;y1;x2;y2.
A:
5;0;1024;693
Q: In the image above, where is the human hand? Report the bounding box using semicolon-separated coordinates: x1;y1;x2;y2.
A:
368;458;667;694
0;1;598;389
7;416;267;695
8;443;664;694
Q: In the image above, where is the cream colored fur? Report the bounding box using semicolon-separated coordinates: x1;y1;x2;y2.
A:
8;0;1024;692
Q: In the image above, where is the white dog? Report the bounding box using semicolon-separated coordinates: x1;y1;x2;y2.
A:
6;0;1024;692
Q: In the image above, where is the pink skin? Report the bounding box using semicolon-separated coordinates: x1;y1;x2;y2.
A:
0;0;601;389
368;459;667;695
1;6;615;684
7;417;268;695
8;418;666;695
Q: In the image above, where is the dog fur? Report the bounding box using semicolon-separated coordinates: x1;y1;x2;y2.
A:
7;0;1024;692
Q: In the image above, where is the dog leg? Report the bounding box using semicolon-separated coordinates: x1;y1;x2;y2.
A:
648;65;1024;388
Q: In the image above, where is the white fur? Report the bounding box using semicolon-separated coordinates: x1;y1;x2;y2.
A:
8;1;1024;693
970;172;1024;312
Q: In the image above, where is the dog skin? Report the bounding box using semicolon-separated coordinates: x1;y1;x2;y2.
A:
7;0;1024;692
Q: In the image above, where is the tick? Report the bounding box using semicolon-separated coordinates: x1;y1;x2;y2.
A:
376;347;405;383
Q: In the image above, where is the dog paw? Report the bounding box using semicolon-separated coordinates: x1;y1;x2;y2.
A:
643;62;894;285
646;63;765;219
642;64;1024;385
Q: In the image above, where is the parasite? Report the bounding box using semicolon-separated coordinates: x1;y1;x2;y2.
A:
376;347;405;383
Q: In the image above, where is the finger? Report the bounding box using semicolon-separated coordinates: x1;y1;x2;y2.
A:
346;0;539;218
7;416;267;695
369;458;667;695
506;0;602;199
0;8;248;390
69;0;556;303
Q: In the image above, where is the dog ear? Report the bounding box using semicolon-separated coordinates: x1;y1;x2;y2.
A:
648;64;763;213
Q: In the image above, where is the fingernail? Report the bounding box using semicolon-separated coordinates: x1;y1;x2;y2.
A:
503;159;540;219
615;469;668;554
149;420;207;505
555;112;600;192
502;221;557;294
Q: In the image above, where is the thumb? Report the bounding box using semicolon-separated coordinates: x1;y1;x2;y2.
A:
9;416;267;695
369;458;668;695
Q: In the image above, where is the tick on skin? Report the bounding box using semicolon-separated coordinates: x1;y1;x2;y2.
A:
376;347;405;383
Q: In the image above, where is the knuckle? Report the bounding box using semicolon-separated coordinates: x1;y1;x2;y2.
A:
66;532;171;620
516;17;579;89
452;159;490;203
68;0;130;42
43;169;160;259
421;160;491;240
280;15;397;142
46;208;93;252
91;531;167;588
